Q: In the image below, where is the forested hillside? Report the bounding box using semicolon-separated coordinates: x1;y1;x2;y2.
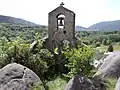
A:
88;20;120;31
76;20;120;31
0;23;47;40
0;16;120;89
0;15;37;25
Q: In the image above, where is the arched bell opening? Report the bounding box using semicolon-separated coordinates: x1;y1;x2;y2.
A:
56;13;65;30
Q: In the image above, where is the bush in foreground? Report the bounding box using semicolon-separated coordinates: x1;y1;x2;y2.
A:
63;46;95;78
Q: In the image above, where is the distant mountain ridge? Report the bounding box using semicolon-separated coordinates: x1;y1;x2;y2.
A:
75;26;87;31
76;20;120;31
1;15;120;31
88;20;120;31
0;15;37;25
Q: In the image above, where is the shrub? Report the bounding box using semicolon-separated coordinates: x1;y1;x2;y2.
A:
0;35;55;81
93;42;101;47
46;77;67;90
107;44;114;52
0;36;9;68
63;46;95;78
102;39;107;45
106;39;112;45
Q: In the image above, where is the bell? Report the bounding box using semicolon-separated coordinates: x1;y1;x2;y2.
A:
59;19;64;26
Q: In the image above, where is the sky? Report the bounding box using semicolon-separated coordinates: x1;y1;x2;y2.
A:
0;0;120;28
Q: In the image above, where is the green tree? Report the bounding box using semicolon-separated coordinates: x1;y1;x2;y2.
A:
102;39;107;45
0;35;55;81
107;44;114;52
63;46;94;78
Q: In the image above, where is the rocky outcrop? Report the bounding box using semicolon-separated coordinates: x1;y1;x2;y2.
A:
94;51;120;78
65;75;106;90
0;63;44;90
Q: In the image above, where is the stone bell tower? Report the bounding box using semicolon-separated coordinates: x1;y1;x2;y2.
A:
44;2;77;53
43;2;77;73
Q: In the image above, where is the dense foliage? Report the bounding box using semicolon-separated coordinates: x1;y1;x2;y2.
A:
63;46;94;77
1;23;120;89
77;31;120;47
0;23;47;41
0;35;55;81
107;44;114;52
0;23;96;79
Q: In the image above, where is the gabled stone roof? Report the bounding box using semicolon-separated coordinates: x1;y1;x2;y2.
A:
49;5;75;15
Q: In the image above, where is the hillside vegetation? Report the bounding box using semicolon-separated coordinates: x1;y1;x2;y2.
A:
0;15;120;89
88;20;120;31
0;15;38;25
76;20;120;31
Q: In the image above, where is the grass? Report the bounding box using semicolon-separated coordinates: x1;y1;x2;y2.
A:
96;44;120;52
96;45;108;52
113;44;120;50
31;76;118;90
32;77;118;90
46;77;118;90
46;77;67;90
106;78;118;90
32;77;67;90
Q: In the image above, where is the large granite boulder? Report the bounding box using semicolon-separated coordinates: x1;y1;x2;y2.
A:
65;75;106;90
115;77;120;90
0;63;44;90
94;51;120;78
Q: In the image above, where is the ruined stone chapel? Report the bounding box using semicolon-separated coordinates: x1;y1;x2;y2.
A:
44;2;77;53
